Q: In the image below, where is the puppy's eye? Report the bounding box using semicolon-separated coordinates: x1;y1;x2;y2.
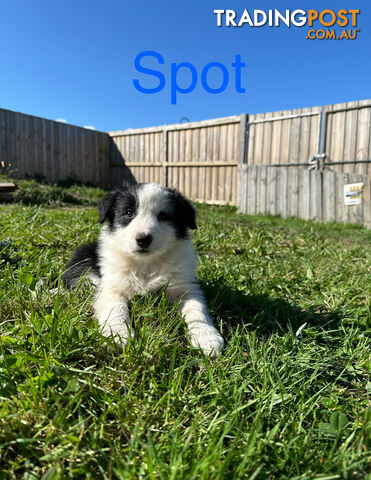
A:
158;211;169;221
124;209;134;218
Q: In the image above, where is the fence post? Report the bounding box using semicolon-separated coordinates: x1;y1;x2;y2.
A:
239;114;248;165
237;113;249;212
317;105;329;182
317;107;328;221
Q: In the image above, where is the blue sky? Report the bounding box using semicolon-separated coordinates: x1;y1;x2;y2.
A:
0;1;370;131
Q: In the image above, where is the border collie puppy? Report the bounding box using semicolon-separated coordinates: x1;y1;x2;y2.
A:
62;183;224;357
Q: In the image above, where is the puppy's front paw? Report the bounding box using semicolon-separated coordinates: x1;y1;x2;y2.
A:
101;322;134;348
189;326;224;357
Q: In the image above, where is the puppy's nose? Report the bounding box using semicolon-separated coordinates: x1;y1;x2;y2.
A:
136;233;153;248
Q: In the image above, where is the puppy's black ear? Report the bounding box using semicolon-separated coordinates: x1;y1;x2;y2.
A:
183;197;197;230
169;189;197;230
98;191;117;224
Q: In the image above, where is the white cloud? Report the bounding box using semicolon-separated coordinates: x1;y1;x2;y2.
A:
83;125;96;130
55;118;67;123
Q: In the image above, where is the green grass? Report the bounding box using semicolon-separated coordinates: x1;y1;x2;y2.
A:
0;174;106;206
0;194;370;479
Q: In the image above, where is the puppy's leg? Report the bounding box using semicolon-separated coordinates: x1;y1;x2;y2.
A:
94;288;133;347
169;285;224;357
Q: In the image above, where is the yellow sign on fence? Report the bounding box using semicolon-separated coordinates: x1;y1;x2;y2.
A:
344;183;364;206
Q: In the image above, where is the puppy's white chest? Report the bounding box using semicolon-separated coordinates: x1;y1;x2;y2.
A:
126;265;169;297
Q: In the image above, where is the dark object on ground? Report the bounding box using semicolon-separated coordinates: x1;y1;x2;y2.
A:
0;183;16;202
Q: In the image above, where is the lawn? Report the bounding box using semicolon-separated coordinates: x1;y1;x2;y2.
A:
0;180;370;479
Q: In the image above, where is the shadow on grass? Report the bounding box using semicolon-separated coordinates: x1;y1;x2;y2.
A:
201;280;341;337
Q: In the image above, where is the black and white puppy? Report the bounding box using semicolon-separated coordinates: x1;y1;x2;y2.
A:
62;183;224;356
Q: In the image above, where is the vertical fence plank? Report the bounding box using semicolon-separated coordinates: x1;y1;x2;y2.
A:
343;102;358;174
239;114;248;165
336;173;347;223
267;167;277;215
287;167;298;218
299;108;311;163
258;165;267;214
255;114;266;165
363;177;371;228
192;128;199;199
323;169;336;223
275;167;284;217
162;129;168;187
200;127;207;201
251;165;258;214
237;165;246;214
304;170;311;220
356;105;371;177
313;170;323;221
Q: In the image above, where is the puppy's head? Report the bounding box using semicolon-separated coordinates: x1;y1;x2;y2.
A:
99;183;196;258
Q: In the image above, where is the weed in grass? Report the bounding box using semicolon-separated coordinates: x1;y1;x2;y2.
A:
0;198;370;479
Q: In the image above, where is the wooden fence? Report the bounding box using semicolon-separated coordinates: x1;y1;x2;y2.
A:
245;106;322;167
110;99;371;187
1;100;370;227
322;100;371;176
238;165;371;228
109;99;370;227
242;99;371;176
0;107;110;186
109;116;241;204
237;99;371;228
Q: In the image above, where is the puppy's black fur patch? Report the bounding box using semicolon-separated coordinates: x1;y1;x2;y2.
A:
62;242;100;288
166;188;197;238
99;185;141;230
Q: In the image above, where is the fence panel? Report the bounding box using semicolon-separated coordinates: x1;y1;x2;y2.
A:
109;116;241;204
323;99;371;175
237;165;370;228
246;107;322;166
0;108;110;186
